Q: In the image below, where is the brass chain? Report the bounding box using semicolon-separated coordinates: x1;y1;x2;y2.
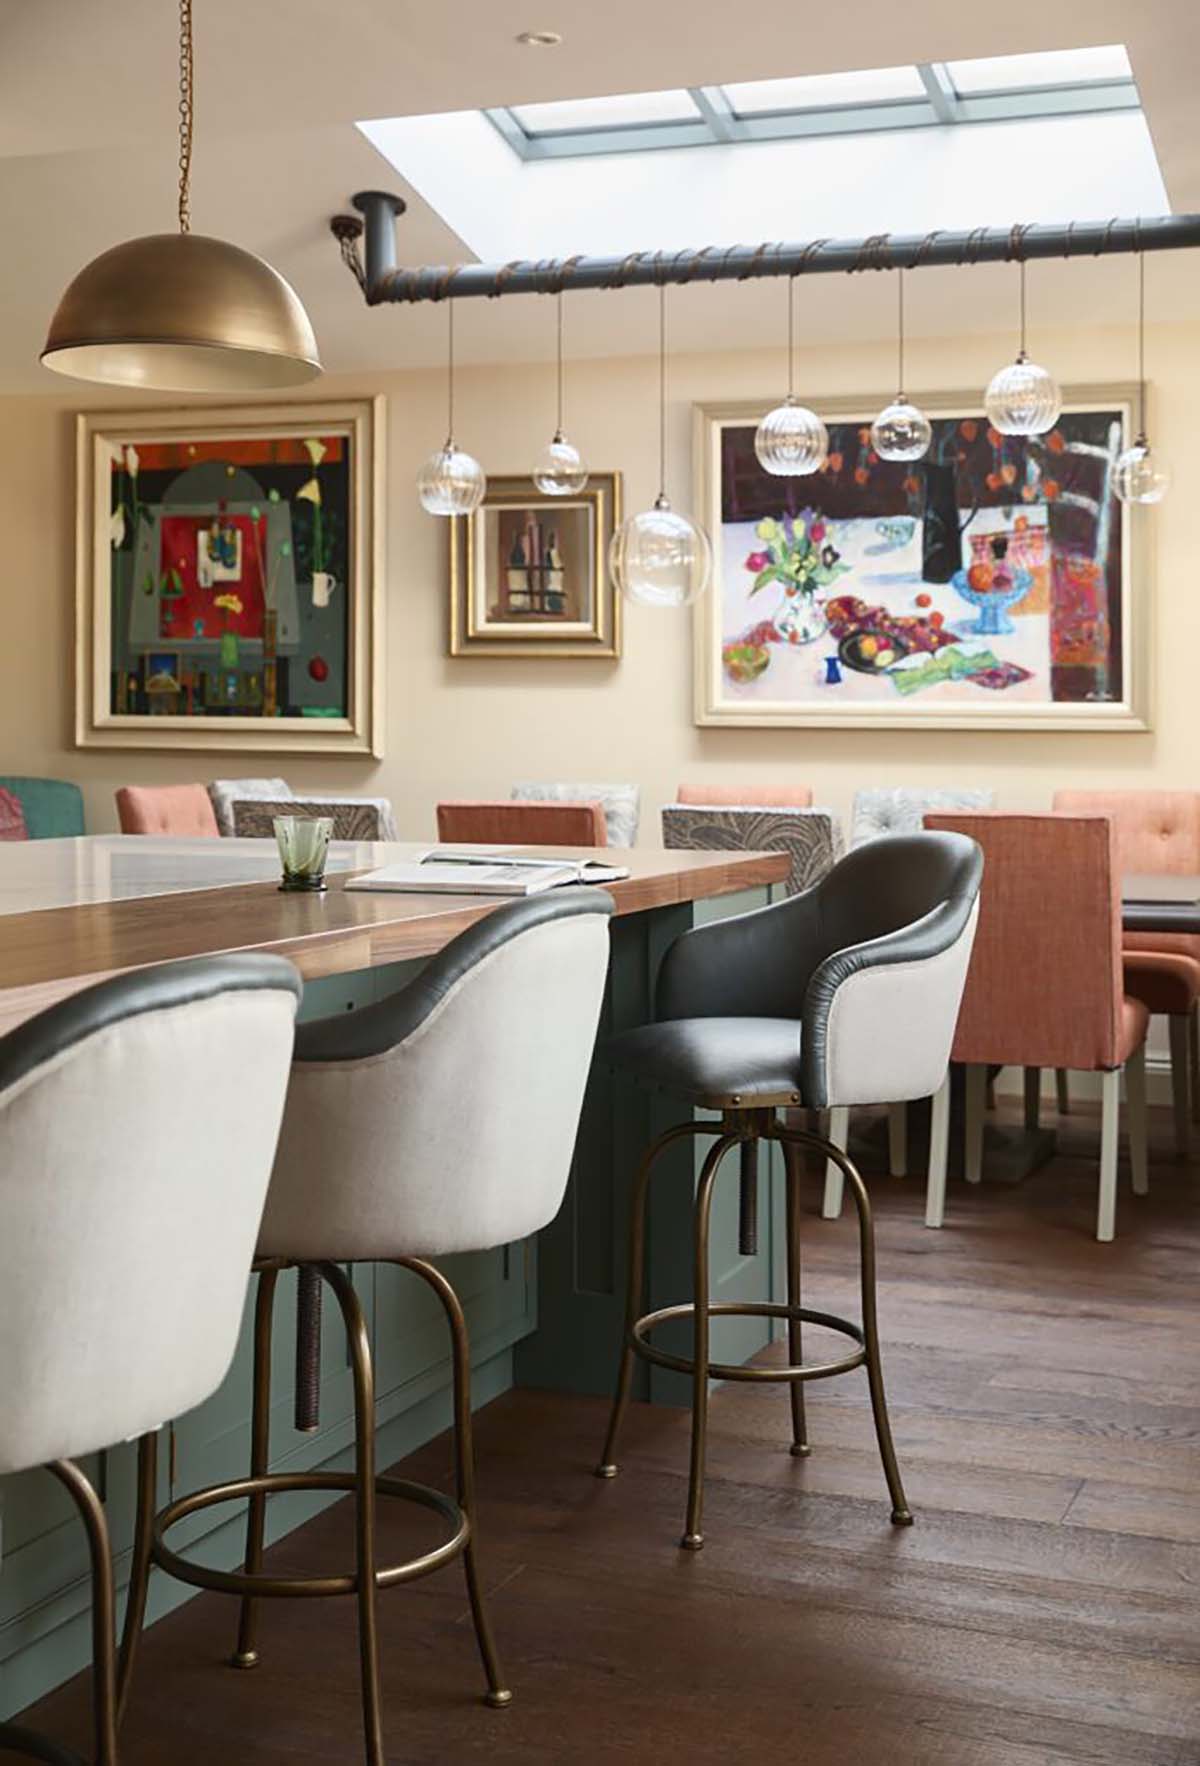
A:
177;0;193;234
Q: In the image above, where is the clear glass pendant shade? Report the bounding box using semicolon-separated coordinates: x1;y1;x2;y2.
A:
609;495;712;608
417;440;486;516
984;353;1062;436
1113;436;1172;505
532;431;588;496
870;399;932;462
754;397;829;476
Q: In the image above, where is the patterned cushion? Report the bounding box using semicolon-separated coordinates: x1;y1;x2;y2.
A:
208;777;293;838
851;787;995;847
0;786;28;841
232;799;386;842
512;782;640;849
661;805;842;897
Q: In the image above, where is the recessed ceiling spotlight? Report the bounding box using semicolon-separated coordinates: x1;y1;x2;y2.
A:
516;29;562;46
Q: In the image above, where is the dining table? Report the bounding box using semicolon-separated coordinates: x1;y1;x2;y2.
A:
1121;873;1200;934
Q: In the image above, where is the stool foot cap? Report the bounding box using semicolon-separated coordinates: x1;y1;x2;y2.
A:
594;1463;619;1480
229;1650;259;1671
680;1532;704;1552
891;1508;914;1527
789;1443;813;1459
485;1689;513;1709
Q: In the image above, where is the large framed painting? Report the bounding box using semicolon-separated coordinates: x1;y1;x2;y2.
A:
76;398;385;754
449;472;621;657
694;387;1149;731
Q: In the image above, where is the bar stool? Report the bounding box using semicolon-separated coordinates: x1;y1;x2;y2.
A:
0;954;301;1766
147;889;614;1766
596;832;983;1550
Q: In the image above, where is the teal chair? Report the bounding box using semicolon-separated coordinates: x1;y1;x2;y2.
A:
0;777;85;838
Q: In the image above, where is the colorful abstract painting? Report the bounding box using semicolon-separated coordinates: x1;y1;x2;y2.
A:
695;391;1146;730
77;400;384;755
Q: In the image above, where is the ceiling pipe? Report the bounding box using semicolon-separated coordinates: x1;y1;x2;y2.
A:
334;194;1200;305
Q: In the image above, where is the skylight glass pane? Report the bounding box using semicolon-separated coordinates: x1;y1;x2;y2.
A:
946;45;1132;95
725;67;927;114
511;90;700;135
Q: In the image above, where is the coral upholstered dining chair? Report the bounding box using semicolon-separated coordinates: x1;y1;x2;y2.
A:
1054;789;1200;1156
676;782;814;808
924;812;1149;1241
437;800;607;846
116;783;220;837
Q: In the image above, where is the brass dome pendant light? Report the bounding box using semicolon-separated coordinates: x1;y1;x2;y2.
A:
41;0;321;392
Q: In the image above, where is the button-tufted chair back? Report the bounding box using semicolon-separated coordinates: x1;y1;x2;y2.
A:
852;786;995;846
1053;789;1200;960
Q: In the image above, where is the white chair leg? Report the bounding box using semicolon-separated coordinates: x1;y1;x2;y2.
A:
1167;1014;1190;1159
887;1102;907;1178
1126;1041;1149;1196
822;1106;849;1219
925;1072;951;1229
1055;1068;1071;1115
964;1063;986;1184
1022;1066;1040;1132
1096;1068;1121;1242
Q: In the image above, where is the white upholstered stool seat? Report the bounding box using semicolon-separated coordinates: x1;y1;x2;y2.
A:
0;954;300;1766
149;889;615;1766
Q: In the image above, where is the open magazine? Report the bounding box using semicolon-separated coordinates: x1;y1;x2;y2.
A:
345;849;629;897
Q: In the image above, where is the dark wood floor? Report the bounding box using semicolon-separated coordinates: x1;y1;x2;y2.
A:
19;1101;1200;1764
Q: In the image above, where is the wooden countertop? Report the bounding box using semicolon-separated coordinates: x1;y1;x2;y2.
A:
0;838;788;1032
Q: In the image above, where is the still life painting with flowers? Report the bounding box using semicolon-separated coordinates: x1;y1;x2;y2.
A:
76;400;384;754
695;390;1146;731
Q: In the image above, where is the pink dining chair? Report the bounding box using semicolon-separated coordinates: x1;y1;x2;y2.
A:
115;784;221;837
1054;789;1200;1156
0;787;28;841
436;800;607;847
924;812;1149;1242
676;782;814;808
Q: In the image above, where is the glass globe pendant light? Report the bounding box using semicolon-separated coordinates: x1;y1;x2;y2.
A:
754;275;828;475
418;301;486;516
40;0;320;392
984;259;1061;437
1114;250;1172;505
609;285;712;608
532;291;588;495
871;269;932;462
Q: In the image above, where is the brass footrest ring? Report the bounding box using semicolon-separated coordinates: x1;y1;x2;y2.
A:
152;1470;467;1599
630;1300;866;1383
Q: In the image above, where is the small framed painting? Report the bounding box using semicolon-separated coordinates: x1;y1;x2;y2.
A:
76;397;385;755
449;472;621;657
693;387;1149;731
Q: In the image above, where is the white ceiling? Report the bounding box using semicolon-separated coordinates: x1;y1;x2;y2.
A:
2;0;1199;392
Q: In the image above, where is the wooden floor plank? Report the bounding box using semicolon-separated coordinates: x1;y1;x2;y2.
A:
14;1100;1200;1763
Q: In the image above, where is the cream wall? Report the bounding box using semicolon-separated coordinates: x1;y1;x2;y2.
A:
1;316;1195;840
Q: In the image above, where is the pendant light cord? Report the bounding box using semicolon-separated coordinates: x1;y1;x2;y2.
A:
897;269;905;397
1137;249;1147;439
787;275;796;402
555;291;565;437
177;0;193;235
1018;258;1027;359
446;299;456;444
657;282;667;503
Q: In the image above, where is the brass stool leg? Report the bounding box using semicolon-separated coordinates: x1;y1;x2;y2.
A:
399;1258;512;1709
319;1261;385;1766
782;1139;811;1459
681;1133;740;1552
232;1264;280;1670
596;1122;716;1479
803;1134;912;1525
53;1460;118;1766
115;1431;158;1724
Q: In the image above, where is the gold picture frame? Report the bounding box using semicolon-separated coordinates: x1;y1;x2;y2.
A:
694;385;1150;732
449;472;621;657
76;397;386;755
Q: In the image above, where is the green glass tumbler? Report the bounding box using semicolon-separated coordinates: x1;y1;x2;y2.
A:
274;815;334;892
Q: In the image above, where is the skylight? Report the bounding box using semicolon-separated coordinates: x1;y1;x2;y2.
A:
485;46;1139;159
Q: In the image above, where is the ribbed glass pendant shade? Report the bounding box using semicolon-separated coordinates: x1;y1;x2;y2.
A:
41;233;321;393
870;399;932;463
418;441;486;516
984;353;1062;437
609;495;711;608
532;432;588;496
754;397;829;476
1113;437;1172;505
